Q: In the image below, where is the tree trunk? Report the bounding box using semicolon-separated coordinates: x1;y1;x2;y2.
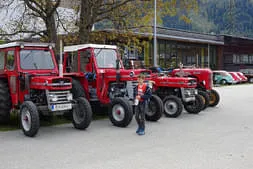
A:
79;0;94;43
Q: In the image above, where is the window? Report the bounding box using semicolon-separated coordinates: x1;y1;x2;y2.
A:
66;52;78;72
20;50;55;70
80;50;91;72
6;51;15;70
95;49;119;68
0;51;4;69
233;54;253;64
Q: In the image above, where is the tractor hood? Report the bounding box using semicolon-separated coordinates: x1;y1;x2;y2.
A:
30;76;72;90
98;68;151;81
152;76;197;88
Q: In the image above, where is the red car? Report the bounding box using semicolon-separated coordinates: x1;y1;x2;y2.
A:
229;72;242;84
236;72;248;83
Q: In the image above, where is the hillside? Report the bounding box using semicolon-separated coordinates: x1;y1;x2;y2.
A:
163;0;253;37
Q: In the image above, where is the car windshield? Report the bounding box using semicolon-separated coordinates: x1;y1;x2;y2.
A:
20;50;55;70
94;49;120;68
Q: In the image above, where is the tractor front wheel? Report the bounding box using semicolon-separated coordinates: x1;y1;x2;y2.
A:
145;95;163;121
72;97;93;130
20;101;40;137
109;97;133;127
163;95;183;118
184;94;203;114
209;89;220;107
198;91;210;110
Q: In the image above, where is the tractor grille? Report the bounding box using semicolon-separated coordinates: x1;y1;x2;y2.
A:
46;90;71;105
52;78;71;83
181;88;197;102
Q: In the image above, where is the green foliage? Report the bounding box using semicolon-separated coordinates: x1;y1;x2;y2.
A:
163;0;253;37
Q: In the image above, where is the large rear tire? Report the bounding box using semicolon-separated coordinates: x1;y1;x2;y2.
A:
198;91;210;110
145;95;163;121
108;97;133;127
0;80;11;124
72;97;92;130
184;94;203;114
163;95;183;118
20;101;40;137
209;89;220;107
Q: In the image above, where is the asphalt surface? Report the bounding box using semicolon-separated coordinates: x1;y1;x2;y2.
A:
1;85;253;169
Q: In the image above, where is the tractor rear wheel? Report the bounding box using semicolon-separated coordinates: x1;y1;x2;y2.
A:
198;91;210;110
145;95;163;121
20;101;40;137
209;89;220;107
184;94;203;114
109;97;133;127
72;97;92;130
163;95;183;118
0;80;11;124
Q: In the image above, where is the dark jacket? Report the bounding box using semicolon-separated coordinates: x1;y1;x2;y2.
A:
133;84;152;103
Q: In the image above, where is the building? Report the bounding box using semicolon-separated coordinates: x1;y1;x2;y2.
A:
115;27;253;71
219;35;253;71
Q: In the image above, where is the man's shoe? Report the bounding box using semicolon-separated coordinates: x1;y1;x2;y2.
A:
137;128;145;135
136;127;141;133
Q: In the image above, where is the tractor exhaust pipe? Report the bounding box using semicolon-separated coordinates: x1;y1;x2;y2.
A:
59;39;63;77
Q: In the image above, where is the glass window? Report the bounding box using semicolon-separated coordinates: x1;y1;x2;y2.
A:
6;51;15;70
20;50;55;70
0;51;4;69
94;49;119;68
80;50;91;72
66;51;78;72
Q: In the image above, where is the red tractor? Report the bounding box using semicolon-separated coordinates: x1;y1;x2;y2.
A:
150;75;203;118
0;42;92;137
63;44;163;127
171;67;220;109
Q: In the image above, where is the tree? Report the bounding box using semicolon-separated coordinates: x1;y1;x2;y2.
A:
0;0;62;50
77;0;198;43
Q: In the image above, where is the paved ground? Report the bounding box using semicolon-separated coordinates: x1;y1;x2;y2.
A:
1;85;253;169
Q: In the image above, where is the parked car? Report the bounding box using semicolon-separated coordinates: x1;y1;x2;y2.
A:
240;69;253;83
236;72;248;83
229;72;242;84
213;70;234;85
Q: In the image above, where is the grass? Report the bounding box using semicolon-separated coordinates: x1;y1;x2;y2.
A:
0;111;107;132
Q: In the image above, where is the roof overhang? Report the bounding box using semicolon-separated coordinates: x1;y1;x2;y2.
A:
64;44;117;52
0;42;55;49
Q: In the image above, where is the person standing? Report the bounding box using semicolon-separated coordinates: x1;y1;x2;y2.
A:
134;74;152;135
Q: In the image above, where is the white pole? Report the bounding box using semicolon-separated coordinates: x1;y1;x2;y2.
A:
154;0;157;67
208;44;210;68
59;39;63;77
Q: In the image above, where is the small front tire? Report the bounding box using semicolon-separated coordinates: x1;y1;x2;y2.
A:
198;91;210;110
184;94;203;114
163;95;183;118
20;101;40;137
209;89;220;107
72;97;93;130
145;95;163;121
108;97;133;127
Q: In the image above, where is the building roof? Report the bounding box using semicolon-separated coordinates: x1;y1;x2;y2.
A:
64;44;117;52
136;27;224;45
0;41;55;49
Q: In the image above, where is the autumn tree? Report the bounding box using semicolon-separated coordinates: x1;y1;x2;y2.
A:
76;0;198;43
0;0;63;51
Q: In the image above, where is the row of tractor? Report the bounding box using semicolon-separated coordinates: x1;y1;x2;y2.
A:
0;42;220;137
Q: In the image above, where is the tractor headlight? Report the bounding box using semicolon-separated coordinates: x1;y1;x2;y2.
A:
49;94;58;102
67;93;73;101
